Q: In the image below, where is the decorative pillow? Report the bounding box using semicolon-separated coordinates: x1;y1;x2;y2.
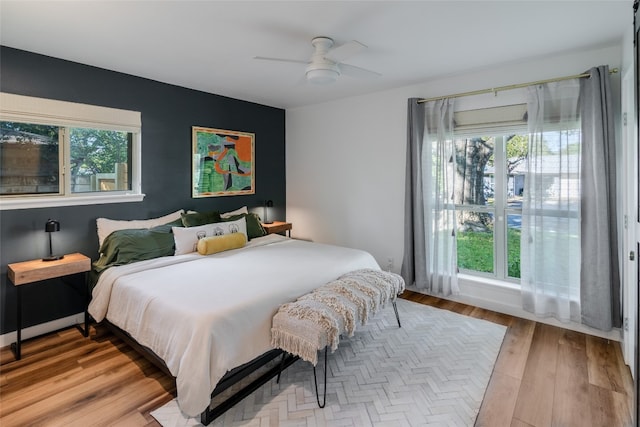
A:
181;210;222;227
172;217;247;255
197;233;247;255
93;226;176;273
222;213;266;240
220;206;249;218
96;209;184;248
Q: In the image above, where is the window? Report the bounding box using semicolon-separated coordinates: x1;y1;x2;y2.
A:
453;134;525;281
1;123;61;195
0;93;142;209
453;114;582;284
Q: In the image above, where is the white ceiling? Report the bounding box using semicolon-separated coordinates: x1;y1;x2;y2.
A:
0;1;632;109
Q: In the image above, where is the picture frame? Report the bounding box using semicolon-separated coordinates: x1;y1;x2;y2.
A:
192;126;255;198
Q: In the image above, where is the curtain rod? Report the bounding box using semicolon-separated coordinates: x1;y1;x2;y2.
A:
417;67;619;104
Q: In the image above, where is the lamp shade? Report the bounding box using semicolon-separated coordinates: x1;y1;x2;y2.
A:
45;219;60;233
263;200;274;224
43;219;63;261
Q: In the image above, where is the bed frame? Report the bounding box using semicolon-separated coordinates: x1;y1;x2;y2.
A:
104;320;299;425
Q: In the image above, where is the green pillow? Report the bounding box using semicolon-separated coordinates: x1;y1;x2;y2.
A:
223;213;266;239
153;217;184;232
93;226;175;273
181;210;221;227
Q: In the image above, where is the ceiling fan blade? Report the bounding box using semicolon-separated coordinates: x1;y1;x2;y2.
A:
253;56;308;65
339;63;381;79
325;40;367;63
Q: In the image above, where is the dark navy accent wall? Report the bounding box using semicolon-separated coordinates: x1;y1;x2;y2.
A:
0;46;286;335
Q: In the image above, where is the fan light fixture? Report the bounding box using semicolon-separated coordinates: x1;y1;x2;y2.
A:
306;68;339;84
254;36;379;85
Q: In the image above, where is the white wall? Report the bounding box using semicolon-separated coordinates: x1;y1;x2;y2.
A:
620;21;638;373
286;89;407;269
286;43;624;340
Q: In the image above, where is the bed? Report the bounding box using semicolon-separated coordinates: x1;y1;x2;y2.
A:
87;216;380;421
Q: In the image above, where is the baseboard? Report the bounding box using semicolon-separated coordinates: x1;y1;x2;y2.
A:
407;275;622;342
0;312;85;349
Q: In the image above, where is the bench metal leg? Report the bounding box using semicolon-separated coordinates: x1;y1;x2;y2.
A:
312;347;328;408
392;300;401;328
310;300;400;409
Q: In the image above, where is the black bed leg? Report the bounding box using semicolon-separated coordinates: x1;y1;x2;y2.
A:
276;352;287;383
392;300;401;328
199;350;298;425
313;347;328;408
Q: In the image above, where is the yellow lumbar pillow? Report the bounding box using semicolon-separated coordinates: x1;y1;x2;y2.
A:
197;233;247;255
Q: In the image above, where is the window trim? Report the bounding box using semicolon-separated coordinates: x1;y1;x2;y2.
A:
0;193;145;210
0;93;144;210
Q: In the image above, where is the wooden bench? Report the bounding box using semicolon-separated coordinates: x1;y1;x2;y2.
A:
271;268;405;406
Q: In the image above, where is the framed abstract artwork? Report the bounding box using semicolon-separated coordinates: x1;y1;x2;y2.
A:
192;126;255;197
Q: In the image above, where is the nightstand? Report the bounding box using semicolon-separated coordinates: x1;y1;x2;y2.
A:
7;253;91;360
262;221;292;237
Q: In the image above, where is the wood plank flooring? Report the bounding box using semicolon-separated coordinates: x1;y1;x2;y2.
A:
404;291;635;427
0;290;634;426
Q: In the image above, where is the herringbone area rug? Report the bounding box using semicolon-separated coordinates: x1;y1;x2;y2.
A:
151;299;507;426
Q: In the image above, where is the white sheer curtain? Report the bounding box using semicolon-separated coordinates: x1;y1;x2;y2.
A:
402;98;459;295
520;79;581;322
422;99;459;295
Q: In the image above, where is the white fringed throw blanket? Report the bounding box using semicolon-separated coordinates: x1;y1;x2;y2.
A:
271;268;405;365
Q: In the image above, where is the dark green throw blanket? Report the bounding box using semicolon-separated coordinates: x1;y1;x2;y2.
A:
89;222;177;291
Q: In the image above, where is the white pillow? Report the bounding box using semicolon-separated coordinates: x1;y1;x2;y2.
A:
172;217;247;255
96;209;184;248
220;206;248;218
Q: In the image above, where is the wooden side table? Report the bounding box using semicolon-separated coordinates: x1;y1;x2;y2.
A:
7;253;91;360
262;221;292;237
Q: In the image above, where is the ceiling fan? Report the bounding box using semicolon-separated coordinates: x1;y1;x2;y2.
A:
254;36;381;84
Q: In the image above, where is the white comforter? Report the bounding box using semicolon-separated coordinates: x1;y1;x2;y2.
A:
88;234;379;417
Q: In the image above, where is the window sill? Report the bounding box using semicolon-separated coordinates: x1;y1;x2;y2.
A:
457;273;520;291
408;273;621;342
0;193;145;210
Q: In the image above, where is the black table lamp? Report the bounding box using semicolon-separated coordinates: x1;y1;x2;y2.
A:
263;200;274;224
43;219;64;261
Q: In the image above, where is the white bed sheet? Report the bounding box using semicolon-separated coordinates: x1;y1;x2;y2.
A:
88;234;379;416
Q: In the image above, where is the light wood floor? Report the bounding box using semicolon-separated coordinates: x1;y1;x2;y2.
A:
404;291;635;427
0;291;634;426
